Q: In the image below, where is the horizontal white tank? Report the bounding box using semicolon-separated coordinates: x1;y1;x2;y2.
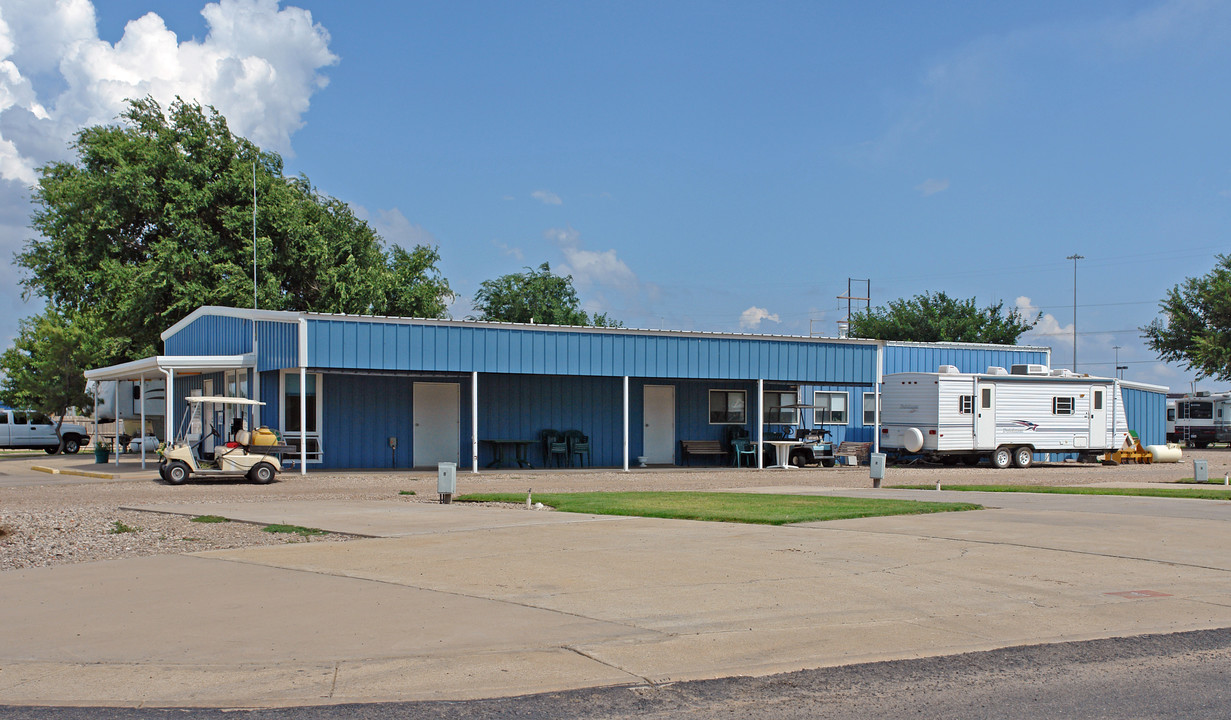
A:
1145;444;1183;463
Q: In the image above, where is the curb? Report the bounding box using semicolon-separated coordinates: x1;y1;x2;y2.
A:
30;465;118;480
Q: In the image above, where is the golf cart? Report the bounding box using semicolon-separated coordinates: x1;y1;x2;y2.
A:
159;397;290;485
789;427;837;467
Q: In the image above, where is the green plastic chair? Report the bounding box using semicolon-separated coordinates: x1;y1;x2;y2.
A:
564;429;591;467
731;437;757;468
539;428;569;467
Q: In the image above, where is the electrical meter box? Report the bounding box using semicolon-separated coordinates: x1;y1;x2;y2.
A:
438;461;457;503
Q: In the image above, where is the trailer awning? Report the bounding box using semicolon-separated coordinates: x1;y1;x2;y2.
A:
84;354;255;382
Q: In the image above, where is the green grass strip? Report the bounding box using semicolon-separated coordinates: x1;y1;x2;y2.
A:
456;491;981;525
889;485;1231;500
262;523;328;536
190;515;229;523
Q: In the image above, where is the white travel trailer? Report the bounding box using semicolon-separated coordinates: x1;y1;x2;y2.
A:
1166;391;1231;447
879;364;1129;468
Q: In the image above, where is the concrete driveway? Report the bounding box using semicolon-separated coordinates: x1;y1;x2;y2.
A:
2;489;1230;708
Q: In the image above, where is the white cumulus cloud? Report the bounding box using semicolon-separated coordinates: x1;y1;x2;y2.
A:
915;178;950;196
531;189;562;205
0;0;337;349
740;306;780;329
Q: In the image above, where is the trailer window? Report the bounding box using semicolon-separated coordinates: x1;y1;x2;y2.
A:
1053;397;1074;415
959;395;974;414
981;388;992;409
709;390;747;424
813;392;848;425
1093;390;1103;410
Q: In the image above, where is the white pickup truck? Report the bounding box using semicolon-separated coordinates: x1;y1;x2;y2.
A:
0;407;89;454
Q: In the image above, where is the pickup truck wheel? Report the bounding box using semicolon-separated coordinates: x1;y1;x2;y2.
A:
1012;446;1034;468
248;462;276;484
165;461;190;485
991;447;1013;469
63;437;81;454
44;446;58;454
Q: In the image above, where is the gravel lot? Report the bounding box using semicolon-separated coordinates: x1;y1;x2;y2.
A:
2;448;1228;572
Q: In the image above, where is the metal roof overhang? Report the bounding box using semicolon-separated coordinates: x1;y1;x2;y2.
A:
84;354;255;382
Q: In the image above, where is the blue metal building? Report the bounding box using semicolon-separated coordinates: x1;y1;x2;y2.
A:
84;306;1167;471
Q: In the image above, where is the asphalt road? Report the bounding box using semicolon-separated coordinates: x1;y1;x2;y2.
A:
7;628;1229;720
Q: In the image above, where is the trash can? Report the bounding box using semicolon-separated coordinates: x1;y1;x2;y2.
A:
437;461;457;504
869;452;886;488
1193;458;1208;483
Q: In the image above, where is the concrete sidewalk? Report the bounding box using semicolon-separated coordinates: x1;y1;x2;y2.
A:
2;492;1230;708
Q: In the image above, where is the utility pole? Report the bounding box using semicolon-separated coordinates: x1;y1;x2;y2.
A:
1066;254;1083;371
1113;345;1126;379
836;278;870;338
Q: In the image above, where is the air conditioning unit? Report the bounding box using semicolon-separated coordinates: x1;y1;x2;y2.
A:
1011;364;1050;376
938;365;960;374
985;366;1008;376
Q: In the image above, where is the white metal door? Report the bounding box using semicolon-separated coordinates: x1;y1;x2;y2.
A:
975;382;996;449
413;382;460;468
643;385;676;464
1089;387;1107;448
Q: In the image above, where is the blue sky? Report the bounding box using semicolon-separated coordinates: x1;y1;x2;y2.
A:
1;0;1228;391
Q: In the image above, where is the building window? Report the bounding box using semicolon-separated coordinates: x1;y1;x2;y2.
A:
1053;397;1074;415
863;392;878;425
813;391;848;425
282;371;323;462
763;391;797;425
959;395;974;414
709;390;746;424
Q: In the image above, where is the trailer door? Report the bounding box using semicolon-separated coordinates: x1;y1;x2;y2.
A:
1089;386;1106;448
975;382;996;449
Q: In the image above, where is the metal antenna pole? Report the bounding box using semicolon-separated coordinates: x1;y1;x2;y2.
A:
1066;254;1083;371
253;162;258;311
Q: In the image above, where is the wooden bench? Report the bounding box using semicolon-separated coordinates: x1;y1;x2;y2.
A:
680;439;727;465
835;441;872;465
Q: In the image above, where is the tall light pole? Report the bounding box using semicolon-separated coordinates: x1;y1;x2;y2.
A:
1067;254;1083;371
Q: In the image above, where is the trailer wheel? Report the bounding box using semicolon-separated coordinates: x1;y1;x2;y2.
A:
991;447;1012;469
248;462;276;484
165;460;190;485
1012;446;1033;468
962;455;981;466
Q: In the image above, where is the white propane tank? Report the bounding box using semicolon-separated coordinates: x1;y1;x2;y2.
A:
904;427;925;453
1145;444;1183;463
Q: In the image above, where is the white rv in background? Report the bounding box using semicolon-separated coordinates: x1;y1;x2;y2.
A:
1166;391;1231;447
92;379;167;439
879;364;1129;468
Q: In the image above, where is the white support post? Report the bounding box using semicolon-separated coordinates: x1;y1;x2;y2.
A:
114;382;121;467
92;384;99;446
165;368;175;442
756;378;764;470
874;342;883;454
299;366;307;475
623;376;630;472
471;371;479;474
140;373;147;469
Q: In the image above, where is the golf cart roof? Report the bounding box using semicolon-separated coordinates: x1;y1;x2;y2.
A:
186;396;266;406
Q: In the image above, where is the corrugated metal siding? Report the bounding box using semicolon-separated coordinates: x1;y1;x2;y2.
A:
479;374;627;467
321;373;427;469
257;321;298;372
884;346;1050;374
165;316;252;356
306;320;876;383
797;384;876;445
1122;386;1166;447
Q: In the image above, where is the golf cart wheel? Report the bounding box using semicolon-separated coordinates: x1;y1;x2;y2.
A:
820;458;835;468
63;437;81;454
165;460;191;485
962;455;981;466
158;462;168;482
248;462;277;485
991;447;1012;469
791;453;807;468
1012;446;1033;468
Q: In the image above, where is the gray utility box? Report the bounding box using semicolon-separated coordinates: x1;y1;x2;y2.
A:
438;461;457;503
869;452;886;488
1193;459;1208;484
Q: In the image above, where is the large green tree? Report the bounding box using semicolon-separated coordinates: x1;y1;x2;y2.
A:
0;308;108;451
1142;254;1231;381
472;262;622;327
18;97;452;365
848;291;1038;344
